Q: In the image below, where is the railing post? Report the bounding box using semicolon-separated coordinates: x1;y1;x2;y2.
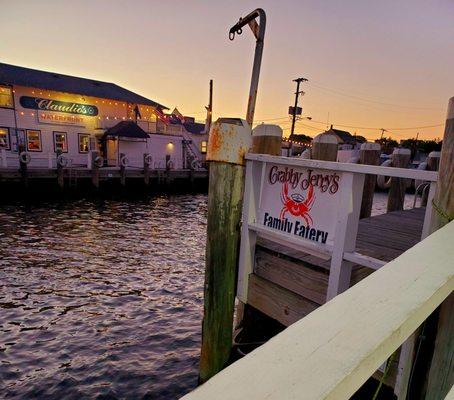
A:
199;119;251;383
312;133;338;162
359;142;381;218
416;96;454;400
387;148;411;212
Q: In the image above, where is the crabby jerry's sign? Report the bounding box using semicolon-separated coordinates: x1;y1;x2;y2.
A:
259;164;342;246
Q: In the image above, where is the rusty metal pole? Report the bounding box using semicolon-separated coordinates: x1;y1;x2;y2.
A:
229;8;266;126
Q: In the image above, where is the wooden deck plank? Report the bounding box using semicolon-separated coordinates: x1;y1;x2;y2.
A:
255;248;328;305
247;274;319;326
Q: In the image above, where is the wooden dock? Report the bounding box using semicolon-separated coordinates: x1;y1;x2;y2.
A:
0;166;208;187
248;207;425;327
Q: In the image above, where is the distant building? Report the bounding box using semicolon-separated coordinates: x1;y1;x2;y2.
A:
0;63;207;169
319;125;366;150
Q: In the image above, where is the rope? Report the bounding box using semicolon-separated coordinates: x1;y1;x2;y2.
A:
432;199;454;222
372;351;397;400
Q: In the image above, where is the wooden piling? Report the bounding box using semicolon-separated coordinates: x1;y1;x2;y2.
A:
235;124;283;329
421;151;441;206
199;119;251;383
422;96;454;400
165;154;171;185
56;150;64;188
18;145;28;188
251;124;282;156
120;152;126;186
387;148;411;212
311;133;338;162
143;153;150;186
91;150;100;189
359;142;381;218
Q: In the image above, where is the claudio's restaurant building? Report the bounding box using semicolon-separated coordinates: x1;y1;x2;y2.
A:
0;63;207;170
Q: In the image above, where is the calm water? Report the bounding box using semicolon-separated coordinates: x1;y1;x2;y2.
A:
0;195;207;399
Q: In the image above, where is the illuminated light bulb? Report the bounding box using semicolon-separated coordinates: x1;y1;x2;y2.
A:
109;102;112;105
106;117;109;120
102;101;105;103
122;117;125;120
32;91;35;94
114;117;117;120
115;103;118;106
39;92;42;95
31;113;34;116
98;117;101;120
20;112;24;115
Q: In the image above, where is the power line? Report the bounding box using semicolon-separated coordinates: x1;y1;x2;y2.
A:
308;82;444;111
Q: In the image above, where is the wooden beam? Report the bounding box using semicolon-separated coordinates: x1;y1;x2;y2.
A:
245;153;438;181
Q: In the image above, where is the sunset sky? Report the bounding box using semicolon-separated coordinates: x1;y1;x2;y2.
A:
1;0;453;140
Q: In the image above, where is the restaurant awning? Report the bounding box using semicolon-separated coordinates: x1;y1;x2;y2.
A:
101;121;149;141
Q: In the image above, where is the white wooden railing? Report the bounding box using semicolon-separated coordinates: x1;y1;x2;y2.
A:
181;220;454;400
238;154;438;304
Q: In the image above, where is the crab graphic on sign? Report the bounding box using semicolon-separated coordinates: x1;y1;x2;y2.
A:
280;182;315;226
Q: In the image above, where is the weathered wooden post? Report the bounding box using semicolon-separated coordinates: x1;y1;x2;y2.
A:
18;145;28;188
1;148;7;168
165;154;171;185
311;133;338;162
421;97;454;400
91;150;100;189
251;124;282;155
387;148;411;212
143;153;151;186
421;151;441;206
235;124;283;329
56;149;64;188
119;152;126;186
199;118;252;383
359;142;381;218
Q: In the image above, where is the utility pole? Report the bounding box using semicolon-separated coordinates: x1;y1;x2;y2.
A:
290;77;308;136
204;79;213;134
380;128;386;140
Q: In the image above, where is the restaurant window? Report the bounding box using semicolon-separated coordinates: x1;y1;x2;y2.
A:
0;127;10;150
26;130;42;152
53;131;68;153
0;85;14;108
78;133;90;153
201;140;208;154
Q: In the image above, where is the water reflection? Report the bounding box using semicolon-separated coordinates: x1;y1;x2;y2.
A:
0;195;207;399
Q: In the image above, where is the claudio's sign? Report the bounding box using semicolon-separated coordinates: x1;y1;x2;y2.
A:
20;96;99;116
259;164;342;246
